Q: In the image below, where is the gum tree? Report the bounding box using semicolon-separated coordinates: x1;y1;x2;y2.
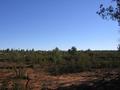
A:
97;0;120;50
97;0;120;25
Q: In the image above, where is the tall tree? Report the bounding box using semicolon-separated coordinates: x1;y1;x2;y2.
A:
97;0;120;50
97;0;120;25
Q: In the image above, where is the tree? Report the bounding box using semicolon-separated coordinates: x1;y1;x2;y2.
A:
97;0;120;49
6;48;10;52
97;0;120;25
117;44;120;51
51;47;62;63
68;46;77;55
52;47;59;53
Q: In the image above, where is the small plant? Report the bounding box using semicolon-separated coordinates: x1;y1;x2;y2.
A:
41;81;48;90
0;80;8;90
13;66;27;79
13;82;23;90
13;81;24;90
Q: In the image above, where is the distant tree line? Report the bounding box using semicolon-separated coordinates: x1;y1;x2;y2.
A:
0;47;120;75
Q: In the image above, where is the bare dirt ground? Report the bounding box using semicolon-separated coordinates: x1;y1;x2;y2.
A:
0;62;120;90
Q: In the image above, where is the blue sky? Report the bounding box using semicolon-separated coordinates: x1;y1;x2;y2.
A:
0;0;119;50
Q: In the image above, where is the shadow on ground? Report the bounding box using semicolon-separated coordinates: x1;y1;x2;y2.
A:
57;76;120;90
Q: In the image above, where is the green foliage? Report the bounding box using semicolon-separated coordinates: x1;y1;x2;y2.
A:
0;48;120;75
97;0;120;24
68;46;77;55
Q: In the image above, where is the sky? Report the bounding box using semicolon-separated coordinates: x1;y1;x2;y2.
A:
0;0;119;50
